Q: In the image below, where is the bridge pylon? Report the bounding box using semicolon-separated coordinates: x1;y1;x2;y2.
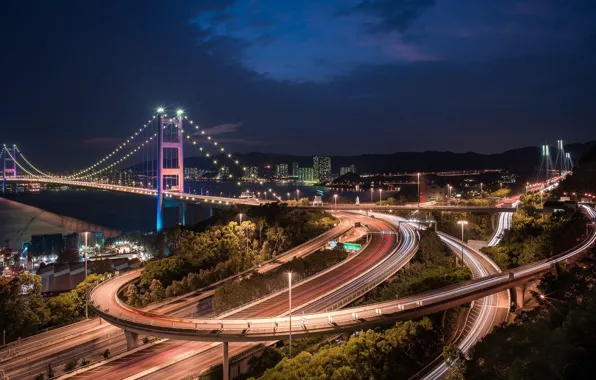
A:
156;110;185;231
2;145;17;194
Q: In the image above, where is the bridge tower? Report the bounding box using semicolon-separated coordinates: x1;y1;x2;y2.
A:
2;145;17;194
554;140;565;176
156;110;185;231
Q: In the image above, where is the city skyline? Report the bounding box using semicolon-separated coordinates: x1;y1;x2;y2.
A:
1;1;595;170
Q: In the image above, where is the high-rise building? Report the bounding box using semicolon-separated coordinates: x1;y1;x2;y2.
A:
276;163;289;178
292;162;300;177
299;167;315;183
313;156;331;182
217;166;230;179
246;166;259;179
340;164;356;176
184;167;199;180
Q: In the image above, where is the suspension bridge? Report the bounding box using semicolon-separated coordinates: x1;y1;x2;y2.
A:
1;108;575;232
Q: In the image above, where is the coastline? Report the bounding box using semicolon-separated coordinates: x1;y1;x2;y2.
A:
0;196;121;250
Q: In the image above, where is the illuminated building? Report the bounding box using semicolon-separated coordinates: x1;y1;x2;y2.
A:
313;156;331;182
276;163;288;178
299;167;315;183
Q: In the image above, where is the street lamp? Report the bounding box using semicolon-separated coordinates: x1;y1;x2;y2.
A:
334;194;338;210
287;272;293;358
296;188;300;201
457;221;468;267
82;231;91;319
370;188;374;204
238;213;243;225
379;189;383;204
480;182;483;193
417;173;420;209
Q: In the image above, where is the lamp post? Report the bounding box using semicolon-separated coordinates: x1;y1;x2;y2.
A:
526;182;529;194
417;173;420;209
238;213;243;225
379;189;383;204
457;221;468;267
370;188;374;204
82;231;90;319
480;182;483;194
296;189;300;201
334;194;338;210
287;272;293;358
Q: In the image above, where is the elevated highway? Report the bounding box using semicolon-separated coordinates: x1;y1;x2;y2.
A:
89;206;595;343
64;214;416;379
0;214;354;380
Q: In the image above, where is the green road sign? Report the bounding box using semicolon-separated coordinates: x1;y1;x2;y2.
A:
342;243;362;251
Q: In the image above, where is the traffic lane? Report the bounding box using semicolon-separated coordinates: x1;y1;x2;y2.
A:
0;318;102;360
300;223;418;313
227;218;395;319
68;340;204;379
77;217;396;379
140;341;267;380
89;213;360;324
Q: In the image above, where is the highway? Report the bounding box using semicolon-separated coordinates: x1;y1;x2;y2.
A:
70;215;405;379
487;200;518;246
87;206;595;344
0;213;354;380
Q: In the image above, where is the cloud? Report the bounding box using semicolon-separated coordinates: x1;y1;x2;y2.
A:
198;123;243;135
337;0;436;34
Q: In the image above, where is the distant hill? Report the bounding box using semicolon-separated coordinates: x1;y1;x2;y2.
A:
559;144;596;194
185;141;595;180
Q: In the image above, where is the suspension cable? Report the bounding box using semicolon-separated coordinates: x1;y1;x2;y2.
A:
66;116;156;179
15;146;53;177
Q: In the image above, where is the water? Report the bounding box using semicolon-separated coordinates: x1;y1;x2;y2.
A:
0;180;409;243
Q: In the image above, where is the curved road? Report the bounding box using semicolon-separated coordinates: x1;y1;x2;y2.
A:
90;207;595;343
70;214;413;379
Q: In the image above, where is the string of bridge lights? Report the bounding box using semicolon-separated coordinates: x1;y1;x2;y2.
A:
3;146;40;178
65;116;157;179
15;146;53;177
73;131;159;180
176;115;256;184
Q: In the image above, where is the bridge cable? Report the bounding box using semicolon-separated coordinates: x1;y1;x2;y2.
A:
66;116;157;179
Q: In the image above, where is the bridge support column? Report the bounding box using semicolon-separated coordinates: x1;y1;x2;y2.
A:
514;285;526;310
223;341;229;380
124;331;139;350
179;202;186;227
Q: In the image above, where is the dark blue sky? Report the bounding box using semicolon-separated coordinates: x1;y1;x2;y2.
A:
1;0;595;170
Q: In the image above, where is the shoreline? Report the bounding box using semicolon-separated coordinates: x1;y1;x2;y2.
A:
0;196;121;250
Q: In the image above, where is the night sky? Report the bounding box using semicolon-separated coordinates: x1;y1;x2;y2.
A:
1;0;595;170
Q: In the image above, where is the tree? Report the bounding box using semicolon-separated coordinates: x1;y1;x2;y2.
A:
125;284;140;307
149;279;166;302
491;188;511;197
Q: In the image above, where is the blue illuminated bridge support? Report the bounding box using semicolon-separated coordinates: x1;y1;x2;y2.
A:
156;110;185;231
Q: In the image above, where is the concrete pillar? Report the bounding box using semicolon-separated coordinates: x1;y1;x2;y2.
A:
223;341;229;380
124;331;139;350
209;207;213;218
515;285;525;310
179;202;186;227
